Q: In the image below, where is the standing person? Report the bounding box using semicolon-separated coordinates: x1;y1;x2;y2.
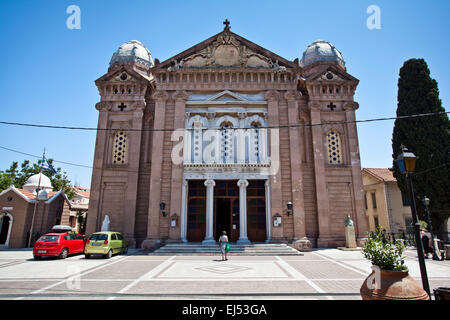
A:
420;230;431;259
219;231;229;261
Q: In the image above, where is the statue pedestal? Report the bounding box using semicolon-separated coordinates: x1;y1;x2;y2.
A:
337;214;362;251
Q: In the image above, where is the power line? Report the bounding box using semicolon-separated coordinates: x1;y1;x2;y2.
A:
0;111;448;132
0;146;93;169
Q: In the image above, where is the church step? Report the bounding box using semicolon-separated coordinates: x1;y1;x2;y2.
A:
150;243;302;255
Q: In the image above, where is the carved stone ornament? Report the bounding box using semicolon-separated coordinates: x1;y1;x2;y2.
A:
321;71;342;81
95;101;113;111
181;31;273;69
343;101;359;110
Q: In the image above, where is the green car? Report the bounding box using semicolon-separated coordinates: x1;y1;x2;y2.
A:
84;231;128;259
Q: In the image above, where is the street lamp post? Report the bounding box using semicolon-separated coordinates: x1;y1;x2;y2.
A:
423;197;440;261
396;146;431;299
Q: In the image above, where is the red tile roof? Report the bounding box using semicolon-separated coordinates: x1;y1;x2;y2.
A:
74;186;90;198
363;168;397;182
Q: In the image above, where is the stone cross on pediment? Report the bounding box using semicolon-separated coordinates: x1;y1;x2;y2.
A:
223;19;230;31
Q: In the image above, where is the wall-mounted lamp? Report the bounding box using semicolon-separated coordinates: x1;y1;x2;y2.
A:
160;202;166;217
286;202;293;216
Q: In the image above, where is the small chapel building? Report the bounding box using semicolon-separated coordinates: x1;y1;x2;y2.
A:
86;22;368;249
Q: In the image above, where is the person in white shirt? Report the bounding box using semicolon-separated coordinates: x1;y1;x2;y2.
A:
219;231;229;261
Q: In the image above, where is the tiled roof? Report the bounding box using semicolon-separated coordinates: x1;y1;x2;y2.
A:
363;168;397;182
17;189;60;200
74;186;90;198
17;189;36;200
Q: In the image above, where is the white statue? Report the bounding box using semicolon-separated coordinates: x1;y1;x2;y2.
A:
101;215;110;232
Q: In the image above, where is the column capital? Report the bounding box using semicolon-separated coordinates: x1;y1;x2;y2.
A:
182;179;188;187
284;90;301;102
173;90;189;102
204;179;216;188
151;90;169;101
264;90;279;102
237;179;249;188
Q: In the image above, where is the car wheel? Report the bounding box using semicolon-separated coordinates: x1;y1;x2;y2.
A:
33;255;41;260
123;246;128;255
85;254;90;259
59;248;69;259
105;250;112;259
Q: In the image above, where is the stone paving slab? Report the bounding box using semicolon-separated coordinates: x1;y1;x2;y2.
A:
285;260;366;280
0;281;57;299
127;280;319;295
83;260;165;280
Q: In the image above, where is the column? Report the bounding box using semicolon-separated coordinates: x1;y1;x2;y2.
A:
202;179;216;244
142;91;168;250
237;179;251;244
169;91;189;241
180;179;188;242
124;105;145;247
285;91;307;239
86;102;110;235
309;102;332;247
265;90;284;241
344;101;369;244
265;180;272;243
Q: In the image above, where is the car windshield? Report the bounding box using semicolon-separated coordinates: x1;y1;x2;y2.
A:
38;235;59;242
89;234;108;241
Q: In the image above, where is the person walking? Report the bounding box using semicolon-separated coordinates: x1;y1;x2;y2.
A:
219;231;229;261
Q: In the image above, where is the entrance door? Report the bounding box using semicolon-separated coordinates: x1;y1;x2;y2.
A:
215;198;231;240
214;180;239;242
0;214;11;245
187;181;206;242
247;180;267;242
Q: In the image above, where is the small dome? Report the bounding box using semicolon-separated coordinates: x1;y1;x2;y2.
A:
23;173;53;193
300;40;345;68
110;40;154;68
37;190;48;201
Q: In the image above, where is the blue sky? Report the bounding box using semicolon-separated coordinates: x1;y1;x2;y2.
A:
0;0;449;188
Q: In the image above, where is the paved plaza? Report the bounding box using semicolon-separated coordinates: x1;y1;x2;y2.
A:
0;248;448;300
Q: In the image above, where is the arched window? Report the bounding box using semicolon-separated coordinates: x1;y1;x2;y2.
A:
249;121;261;163
220;121;234;163
112;131;127;164
326;129;342;165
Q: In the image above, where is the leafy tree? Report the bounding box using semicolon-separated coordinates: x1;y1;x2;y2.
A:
0;159;76;199
391;58;450;239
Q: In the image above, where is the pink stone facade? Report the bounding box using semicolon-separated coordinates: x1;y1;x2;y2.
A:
86;29;368;248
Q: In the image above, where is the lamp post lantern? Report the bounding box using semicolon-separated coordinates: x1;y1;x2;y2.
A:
396;146;431;298
422;197;440;261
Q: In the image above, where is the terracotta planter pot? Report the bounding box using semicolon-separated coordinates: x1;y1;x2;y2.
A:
360;267;429;300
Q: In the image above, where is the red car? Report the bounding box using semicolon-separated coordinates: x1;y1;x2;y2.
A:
33;232;87;260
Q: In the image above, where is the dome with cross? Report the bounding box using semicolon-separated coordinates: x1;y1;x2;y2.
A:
110;40;154;68
300;40;345;69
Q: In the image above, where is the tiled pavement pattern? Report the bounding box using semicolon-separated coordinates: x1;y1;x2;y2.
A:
0;248;448;300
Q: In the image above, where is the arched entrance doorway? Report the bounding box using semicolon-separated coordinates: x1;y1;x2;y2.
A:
0;213;13;247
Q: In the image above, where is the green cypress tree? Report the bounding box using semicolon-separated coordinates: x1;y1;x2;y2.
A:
392;58;450;239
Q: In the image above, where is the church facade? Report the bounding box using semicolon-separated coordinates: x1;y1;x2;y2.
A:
86;23;368;249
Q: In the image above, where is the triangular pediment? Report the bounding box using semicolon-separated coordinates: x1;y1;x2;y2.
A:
157;30;297;70
208;90;247;102
306;65;359;83
95;65;151;84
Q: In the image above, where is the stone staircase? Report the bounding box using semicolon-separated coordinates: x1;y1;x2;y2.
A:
150;243;303;256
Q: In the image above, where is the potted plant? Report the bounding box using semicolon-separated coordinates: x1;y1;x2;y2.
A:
360;226;429;300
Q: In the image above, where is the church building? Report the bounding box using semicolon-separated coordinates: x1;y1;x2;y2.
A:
86;22;368;249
